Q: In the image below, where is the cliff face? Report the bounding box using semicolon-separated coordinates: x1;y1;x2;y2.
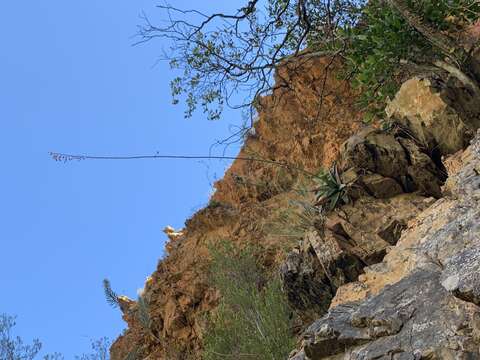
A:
110;57;362;360
111;51;480;359
289;130;480;359
287;76;480;359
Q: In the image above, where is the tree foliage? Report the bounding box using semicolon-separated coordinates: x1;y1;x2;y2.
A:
137;0;366;121
140;0;479;123
341;0;480;120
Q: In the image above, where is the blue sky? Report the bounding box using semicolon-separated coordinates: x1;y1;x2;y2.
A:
0;1;243;357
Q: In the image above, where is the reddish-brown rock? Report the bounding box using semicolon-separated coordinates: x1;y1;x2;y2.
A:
110;56;363;360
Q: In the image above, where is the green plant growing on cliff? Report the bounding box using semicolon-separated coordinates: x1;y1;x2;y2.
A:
123;348;140;360
136;294;161;344
103;279;120;309
203;241;295;360
136;295;151;331
313;163;349;211
267;197;322;243
284;200;317;229
103;279;159;345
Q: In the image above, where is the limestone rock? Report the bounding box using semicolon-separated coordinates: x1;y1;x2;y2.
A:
340;127;445;197
340;127;409;180
281;193;431;323
376;219;406;246
385;77;473;154
280;246;337;323
441;246;480;306
290;131;480;360
297;271;480;360
163;226;184;241
332;194;434;261
358;173;404;199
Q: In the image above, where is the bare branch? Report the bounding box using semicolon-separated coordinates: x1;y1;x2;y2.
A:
135;1;365;121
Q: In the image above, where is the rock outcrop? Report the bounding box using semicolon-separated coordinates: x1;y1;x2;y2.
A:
385;77;475;154
111;56;363;360
289;131;480;359
280;193;435;324
112;50;480;359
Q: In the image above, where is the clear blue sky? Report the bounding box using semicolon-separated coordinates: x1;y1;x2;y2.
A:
0;1;243;357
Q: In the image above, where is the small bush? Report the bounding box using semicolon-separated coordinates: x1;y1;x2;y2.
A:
203;242;295;360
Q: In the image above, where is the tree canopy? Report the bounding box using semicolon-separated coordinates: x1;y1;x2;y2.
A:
139;0;479;123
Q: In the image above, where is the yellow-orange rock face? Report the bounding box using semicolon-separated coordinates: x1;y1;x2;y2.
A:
110;56;363;360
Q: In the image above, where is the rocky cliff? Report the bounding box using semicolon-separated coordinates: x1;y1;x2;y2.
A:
111;57;362;359
289;128;480;360
111;51;480;359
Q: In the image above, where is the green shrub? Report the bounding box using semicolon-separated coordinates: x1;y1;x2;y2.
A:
203;242;295;360
339;0;480;121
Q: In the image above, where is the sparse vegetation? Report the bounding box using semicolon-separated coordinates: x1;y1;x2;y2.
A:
136;295;161;343
203;241;295;360
123;348;140;360
136;296;151;331
103;278;159;345
206;199;224;209
267;197;322;242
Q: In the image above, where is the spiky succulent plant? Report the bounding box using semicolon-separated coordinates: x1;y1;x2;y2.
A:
313;163;349;211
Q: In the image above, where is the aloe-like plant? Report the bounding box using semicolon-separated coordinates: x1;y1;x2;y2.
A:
313;163;349;211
